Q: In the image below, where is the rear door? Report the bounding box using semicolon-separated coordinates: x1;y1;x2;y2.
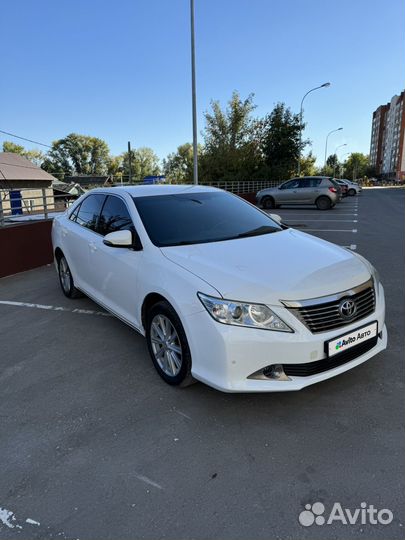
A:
63;194;106;292
298;177;322;203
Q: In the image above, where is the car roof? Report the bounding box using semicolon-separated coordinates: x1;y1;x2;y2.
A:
88;184;222;198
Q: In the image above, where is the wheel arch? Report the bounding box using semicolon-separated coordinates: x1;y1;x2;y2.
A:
141;292;172;331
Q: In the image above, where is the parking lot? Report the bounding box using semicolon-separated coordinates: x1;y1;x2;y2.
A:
0;188;404;539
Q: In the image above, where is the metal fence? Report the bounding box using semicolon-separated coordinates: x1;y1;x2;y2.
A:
0;180;278;227
0;188;74;226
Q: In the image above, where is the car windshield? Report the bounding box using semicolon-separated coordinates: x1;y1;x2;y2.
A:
133;191;282;247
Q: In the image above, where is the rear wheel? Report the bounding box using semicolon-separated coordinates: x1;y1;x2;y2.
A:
146;301;195;387
348;188;356;196
316;196;332;210
57;254;83;299
261;196;275;209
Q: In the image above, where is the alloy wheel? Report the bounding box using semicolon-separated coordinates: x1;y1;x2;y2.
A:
59;257;71;294
150;314;183;377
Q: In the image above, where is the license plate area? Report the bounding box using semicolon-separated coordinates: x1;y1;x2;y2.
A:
325;321;378;358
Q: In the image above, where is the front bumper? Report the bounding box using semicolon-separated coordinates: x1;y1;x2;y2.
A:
185;282;387;392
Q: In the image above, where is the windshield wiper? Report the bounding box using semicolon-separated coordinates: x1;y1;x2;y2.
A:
235;225;279;239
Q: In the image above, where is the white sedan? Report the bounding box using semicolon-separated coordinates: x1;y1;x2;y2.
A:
52;185;387;392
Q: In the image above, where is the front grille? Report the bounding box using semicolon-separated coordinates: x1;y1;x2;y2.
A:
286;282;375;334
283;336;379;377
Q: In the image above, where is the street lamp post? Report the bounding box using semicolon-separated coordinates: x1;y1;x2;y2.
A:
297;82;330;176
190;0;198;185
324;127;343;173
340;152;350;178
333;143;347;177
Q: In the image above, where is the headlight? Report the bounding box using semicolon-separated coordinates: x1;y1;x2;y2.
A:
197;293;293;332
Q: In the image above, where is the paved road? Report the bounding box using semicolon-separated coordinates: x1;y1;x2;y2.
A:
0;189;404;540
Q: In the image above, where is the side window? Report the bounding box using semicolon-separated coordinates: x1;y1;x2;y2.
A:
300;178;322;188
98;195;135;236
298;178;310;188
69;203;81;222
280;179;300;190
75;194;106;231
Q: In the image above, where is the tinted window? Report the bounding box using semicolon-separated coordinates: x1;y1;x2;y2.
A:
75;194;105;231
98;195;135;236
299;178;322;188
280;179;299;190
133;191;282;247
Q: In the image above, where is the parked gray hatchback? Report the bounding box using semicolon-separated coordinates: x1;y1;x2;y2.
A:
257;176;341;210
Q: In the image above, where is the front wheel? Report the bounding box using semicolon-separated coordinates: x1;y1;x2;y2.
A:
316;196;332;210
57;254;83;298
146;301;195;387
348;188;356;196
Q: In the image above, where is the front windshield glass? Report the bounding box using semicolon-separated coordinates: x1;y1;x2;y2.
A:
133;191;282;247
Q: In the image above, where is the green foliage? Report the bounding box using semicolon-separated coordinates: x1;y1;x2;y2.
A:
122;147;160;180
3;140;44;166
343;152;370;180
163;143;202;183
300;152;317;176
199;91;262;182
42;133;110;176
259;102;308;183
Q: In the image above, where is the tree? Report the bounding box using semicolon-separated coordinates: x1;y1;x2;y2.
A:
343;152;369;180
299;152;317;176
163;143;202;183
122;147;160;180
2;140;44;166
42;133;110;176
199;91;262;181
259;103;308;183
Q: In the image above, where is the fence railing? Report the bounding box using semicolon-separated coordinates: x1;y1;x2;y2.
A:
0;188;74;226
0;180;277;227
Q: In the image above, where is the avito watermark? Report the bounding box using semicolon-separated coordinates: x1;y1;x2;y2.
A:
298;502;393;527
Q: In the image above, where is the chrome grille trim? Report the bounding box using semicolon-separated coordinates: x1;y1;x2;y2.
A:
282;279;376;334
281;279;373;308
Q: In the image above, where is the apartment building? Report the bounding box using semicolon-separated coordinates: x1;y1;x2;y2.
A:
370;91;405;180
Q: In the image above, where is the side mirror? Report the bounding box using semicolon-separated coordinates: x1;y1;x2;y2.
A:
103;230;142;250
269;213;283;224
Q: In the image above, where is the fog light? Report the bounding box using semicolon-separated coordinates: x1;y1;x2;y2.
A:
263;364;290;381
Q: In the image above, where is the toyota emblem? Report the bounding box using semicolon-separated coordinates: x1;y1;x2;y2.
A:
338;298;357;319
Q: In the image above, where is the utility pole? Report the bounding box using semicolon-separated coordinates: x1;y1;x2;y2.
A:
190;0;198;184
128;141;132;184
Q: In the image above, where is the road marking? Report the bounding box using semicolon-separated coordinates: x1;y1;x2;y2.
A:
0;300;111;317
303;229;357;233
134;474;163;490
341;244;357;250
174;410;192;420
284;219;357;222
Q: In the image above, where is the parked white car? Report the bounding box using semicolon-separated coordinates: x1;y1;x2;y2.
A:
52;185;387;392
340;179;363;196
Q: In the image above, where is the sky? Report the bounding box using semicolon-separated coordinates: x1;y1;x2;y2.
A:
1;0;404;165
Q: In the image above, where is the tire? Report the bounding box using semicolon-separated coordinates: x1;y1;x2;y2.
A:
316;196;332;210
348;188;356;196
57;254;83;299
261;196;275;209
145;301;195;387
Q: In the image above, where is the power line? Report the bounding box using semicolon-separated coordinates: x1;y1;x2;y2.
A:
0;130;52;149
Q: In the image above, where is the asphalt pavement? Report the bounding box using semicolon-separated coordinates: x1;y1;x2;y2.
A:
0;188;404;540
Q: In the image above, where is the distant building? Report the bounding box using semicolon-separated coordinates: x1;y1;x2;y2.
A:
370;91;405;181
0;152;57;216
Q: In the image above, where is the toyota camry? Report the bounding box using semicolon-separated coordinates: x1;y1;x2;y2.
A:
52;185;387;392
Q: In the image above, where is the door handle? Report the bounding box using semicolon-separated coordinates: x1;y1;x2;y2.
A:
89;242;97;253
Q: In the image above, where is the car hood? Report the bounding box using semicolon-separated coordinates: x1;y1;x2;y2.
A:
160;229;371;305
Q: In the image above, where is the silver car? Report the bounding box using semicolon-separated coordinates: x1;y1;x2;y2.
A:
257;176;340;210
